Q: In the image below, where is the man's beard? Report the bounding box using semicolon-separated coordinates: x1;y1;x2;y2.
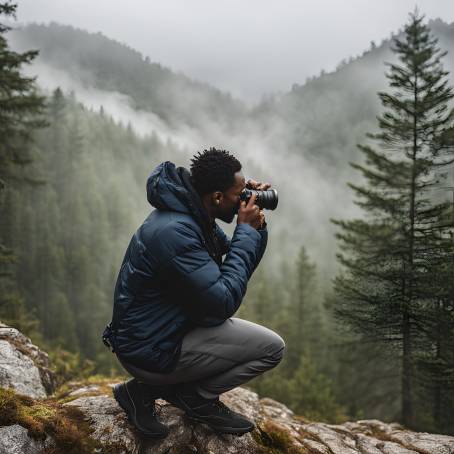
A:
218;205;238;224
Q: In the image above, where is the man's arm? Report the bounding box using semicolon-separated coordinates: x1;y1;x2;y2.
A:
215;221;268;268
158;221;264;327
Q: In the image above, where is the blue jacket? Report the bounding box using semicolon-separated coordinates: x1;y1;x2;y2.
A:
106;161;268;373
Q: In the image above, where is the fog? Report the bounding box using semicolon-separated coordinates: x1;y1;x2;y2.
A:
7;5;454;285
16;46;362;284
15;0;454;103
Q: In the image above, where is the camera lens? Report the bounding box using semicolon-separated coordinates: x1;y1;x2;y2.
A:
240;188;278;210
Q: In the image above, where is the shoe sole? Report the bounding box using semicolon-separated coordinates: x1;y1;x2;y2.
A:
174;394;255;435
113;384;169;439
185;414;255;436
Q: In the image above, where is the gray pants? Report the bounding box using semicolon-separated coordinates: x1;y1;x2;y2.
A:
116;317;286;399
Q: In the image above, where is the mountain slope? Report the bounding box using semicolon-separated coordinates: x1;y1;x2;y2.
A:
8;22;248;135
7;18;454;284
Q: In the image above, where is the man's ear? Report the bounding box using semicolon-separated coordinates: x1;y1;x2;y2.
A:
212;191;223;206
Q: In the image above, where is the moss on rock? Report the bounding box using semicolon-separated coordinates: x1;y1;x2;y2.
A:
252;419;309;454
0;387;106;453
53;374;126;403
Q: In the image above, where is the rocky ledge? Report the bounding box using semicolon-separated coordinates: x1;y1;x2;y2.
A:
0;321;453;454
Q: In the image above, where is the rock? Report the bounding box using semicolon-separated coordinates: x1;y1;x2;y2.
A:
301;422;359;454
59;380;454;454
386;430;454;454
64;393;140;454
0;340;47;399
0;424;54;454
0;322;57;397
63;387;260;454
259;396;294;420
1;321;454;453
300;438;332;454
344;420;454;454
68;384;102;397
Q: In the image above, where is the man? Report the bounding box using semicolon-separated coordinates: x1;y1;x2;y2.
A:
102;148;285;438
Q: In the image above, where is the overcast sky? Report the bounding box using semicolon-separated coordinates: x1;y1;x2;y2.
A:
13;0;454;103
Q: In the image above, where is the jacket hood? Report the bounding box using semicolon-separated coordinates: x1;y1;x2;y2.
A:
146;161;192;214
146;161;223;265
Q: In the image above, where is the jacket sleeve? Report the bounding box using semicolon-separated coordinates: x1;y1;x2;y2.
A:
215;222;268;268
254;223;268;270
158;221;265;326
214;223;231;255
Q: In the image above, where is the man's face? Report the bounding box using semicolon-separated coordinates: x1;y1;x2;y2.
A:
216;171;246;223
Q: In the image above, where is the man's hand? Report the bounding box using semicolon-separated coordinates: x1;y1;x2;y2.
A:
244;179;269;229
237;193;265;230
246;179;271;191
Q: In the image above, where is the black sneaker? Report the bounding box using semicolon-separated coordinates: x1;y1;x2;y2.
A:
140;382;182;409
139;382;176;403
112;378;169;439
174;384;255;435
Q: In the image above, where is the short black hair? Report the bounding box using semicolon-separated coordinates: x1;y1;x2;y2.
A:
190;147;242;195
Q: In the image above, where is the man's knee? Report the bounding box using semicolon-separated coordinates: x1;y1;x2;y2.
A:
268;333;286;364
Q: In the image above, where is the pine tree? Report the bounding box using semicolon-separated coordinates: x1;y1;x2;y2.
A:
0;0;47;250
330;10;454;429
0;1;46;332
0;1;47;187
287;245;318;368
417;214;454;432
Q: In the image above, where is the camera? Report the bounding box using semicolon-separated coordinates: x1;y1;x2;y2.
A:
240;188;278;210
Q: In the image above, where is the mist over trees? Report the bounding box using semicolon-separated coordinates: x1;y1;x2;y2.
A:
8;18;454;284
1;2;453;436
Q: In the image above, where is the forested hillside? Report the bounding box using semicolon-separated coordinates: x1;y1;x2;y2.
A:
9;22;248;134
1;89;177;369
9;20;454;282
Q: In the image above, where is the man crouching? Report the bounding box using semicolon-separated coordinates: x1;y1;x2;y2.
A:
102;147;286;438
